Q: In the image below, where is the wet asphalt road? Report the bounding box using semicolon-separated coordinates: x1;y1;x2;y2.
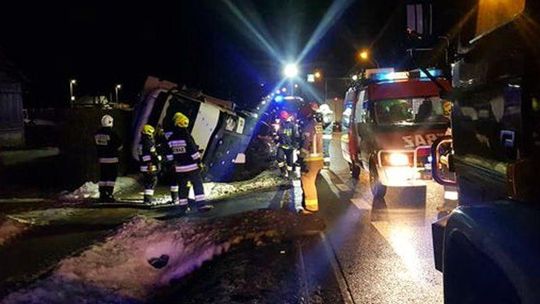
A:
313;134;445;303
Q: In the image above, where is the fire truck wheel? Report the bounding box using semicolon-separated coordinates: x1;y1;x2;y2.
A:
351;163;361;179
369;162;386;199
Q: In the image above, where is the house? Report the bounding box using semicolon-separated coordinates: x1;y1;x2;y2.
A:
0;48;25;148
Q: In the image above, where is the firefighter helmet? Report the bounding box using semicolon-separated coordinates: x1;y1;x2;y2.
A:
172;112;182;120
318;103;332;114
173;112;189;128
142;124;155;136
101;115;113;127
279;110;290;120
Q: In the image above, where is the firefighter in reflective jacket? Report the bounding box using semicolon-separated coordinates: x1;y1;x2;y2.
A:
276;110;299;178
298;104;324;213
318;104;334;168
138;124;160;205
94;115;122;203
161;114;181;204
167;112;213;212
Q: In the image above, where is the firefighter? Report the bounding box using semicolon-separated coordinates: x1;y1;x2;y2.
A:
298;103;324;214
276;110;298;179
138;124;160;205
318;103;334;168
94;114;122;203
167;112;213;212
158;123;179;205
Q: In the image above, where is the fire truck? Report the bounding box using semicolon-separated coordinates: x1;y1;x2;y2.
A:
430;1;540;303
341;68;451;199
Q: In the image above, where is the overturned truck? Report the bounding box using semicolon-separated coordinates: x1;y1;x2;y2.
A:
131;77;262;182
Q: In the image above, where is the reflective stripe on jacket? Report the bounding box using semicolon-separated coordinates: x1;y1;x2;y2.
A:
301;119;324;161
138;134;159;172
166;127;201;172
95;127;122;160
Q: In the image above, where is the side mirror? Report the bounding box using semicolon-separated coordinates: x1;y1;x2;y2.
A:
431;135;457;186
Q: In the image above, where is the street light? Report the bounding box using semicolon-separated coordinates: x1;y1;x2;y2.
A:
69;79;77;106
359;50;369;60
283;63;299;96
115;84;122;103
315;71;322;79
358;49;380;68
283;63;299;78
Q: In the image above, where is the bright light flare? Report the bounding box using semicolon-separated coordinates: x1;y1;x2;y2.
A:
283;63;299;78
444;190;459;201
274;95;284;103
222;0;281;63
297;0;355;62
388;153;409;167
359;50;370;61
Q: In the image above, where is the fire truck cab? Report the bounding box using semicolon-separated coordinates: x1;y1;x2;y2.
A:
341;68;451;198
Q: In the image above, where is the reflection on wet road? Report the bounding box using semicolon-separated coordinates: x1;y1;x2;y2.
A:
315;134;444;303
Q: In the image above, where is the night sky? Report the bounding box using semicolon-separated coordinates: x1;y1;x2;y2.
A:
0;0;403;108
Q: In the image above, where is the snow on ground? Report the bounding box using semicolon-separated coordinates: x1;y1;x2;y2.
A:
60;177;140;201
2;210;324;303
205;171;286;201
0;218;29;247
61;170;287;204
5;171;288;227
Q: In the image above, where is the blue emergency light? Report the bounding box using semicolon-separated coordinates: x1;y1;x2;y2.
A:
369;68;443;82
419;69;443;78
274;95;284;103
371;72;409;81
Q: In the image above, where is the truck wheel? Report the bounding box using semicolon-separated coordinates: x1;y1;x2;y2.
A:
351;163;361;179
369;162;386;199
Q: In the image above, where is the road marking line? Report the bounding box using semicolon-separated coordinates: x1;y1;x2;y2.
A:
324;168;372;211
350;198;372;210
321;171;343;198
